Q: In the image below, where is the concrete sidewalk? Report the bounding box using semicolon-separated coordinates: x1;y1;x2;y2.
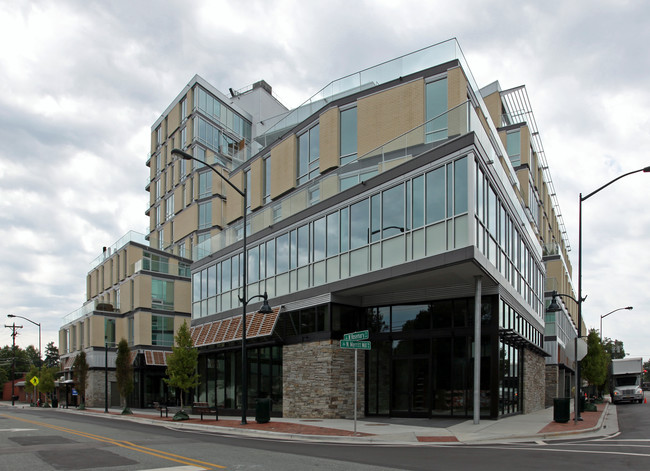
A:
1;400;617;445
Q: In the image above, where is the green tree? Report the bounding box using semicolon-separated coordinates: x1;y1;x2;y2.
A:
72;351;89;409
115;339;134;414
164;321;199;419
603;338;625;359
581;329;608;389
44;342;60;368
39;367;57;406
643;360;650;383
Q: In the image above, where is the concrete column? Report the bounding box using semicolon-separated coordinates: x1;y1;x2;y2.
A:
473;275;482;425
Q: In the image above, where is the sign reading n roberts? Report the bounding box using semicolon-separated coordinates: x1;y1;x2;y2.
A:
343;330;369;341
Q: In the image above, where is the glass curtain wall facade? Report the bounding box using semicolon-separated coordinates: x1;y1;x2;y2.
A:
196;346;283;413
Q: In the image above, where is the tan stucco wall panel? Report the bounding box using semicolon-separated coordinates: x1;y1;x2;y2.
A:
250;157;264;210
270;136;297;200
357;79;425;157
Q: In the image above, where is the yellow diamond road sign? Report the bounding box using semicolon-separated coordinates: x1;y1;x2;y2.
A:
30;376;39;386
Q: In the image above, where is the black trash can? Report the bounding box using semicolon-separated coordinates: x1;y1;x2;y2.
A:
579;395;585;413
52;398;59;408
255;397;272;424
553;397;570;423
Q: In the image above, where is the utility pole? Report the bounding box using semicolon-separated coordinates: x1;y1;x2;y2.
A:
5;323;23;406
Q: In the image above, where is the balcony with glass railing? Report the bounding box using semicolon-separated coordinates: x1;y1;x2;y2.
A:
89;231;149;270
134;257;191;278
62;299;117;326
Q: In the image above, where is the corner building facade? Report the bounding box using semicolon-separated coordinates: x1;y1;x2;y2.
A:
154;40;575;419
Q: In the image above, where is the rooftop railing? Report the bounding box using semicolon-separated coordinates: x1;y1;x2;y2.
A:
89;231;149;270
254;39;469;151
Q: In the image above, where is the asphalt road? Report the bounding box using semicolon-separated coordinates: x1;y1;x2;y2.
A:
1;404;649;470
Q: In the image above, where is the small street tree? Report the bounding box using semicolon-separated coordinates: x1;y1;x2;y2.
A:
72;351;89;409
115;338;134;414
44;342;60;368
164;321;199;420
39;367;57;406
581;329;608;394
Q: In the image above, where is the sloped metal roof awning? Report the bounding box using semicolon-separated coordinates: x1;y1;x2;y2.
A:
190;307;280;348
143;350;171;366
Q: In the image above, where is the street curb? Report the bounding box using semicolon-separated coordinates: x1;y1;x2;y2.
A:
455;402;614;444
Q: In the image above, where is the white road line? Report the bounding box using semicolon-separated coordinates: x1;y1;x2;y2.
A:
474;445;650;458
0;429;37;432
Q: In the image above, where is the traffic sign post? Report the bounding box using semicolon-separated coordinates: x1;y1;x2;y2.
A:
341;331;371;435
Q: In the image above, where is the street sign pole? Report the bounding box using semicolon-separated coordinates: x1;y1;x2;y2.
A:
342;331;371;435
354;349;358;435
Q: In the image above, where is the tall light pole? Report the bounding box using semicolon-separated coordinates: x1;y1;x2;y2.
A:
600;306;633;341
7;315;41;404
171;148;273;425
105;336;109;413
4;322;23;406
575;165;650;421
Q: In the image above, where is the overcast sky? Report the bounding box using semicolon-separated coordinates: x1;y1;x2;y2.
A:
1;0;648;360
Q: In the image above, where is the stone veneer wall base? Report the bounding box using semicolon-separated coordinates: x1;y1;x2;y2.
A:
283;340;364;418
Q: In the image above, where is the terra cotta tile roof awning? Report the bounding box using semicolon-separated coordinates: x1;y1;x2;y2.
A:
190;307;280;347
143;350;172;366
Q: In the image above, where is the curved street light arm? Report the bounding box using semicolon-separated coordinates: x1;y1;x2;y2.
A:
582;165;650;202
171;148;245;198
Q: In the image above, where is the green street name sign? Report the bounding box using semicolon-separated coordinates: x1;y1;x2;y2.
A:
340;340;371;350
343;330;369;341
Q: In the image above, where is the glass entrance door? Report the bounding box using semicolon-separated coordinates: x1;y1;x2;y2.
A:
391;358;429;416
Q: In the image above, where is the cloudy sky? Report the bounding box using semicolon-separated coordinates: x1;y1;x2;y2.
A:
1;0;649;359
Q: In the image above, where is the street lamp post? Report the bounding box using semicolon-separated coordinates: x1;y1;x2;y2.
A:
574;165;650;422
105;337;109;413
7;315;41;404
600;306;633;341
171;148;273;425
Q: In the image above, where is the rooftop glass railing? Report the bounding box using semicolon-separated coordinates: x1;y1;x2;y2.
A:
89;231;148;270
254;39;469;151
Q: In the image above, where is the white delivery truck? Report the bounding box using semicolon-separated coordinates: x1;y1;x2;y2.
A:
610;357;644;404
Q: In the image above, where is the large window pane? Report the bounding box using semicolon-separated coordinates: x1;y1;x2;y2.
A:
326;212;339;257
276;233;289;273
426;167;445;223
350;199;369;250
340;107;357;165
425;78;448;143
382;184;404;237
313;217;326;262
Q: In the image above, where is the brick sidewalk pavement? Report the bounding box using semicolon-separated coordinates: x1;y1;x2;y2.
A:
537;402;604;434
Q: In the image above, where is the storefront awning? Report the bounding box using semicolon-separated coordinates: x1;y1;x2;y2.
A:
190;307;280;348
143;350;172;366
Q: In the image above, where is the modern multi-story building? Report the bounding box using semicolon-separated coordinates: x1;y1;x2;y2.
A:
480;82;581;406
62;39;578;418
58;232;192;408
143;39;579;420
